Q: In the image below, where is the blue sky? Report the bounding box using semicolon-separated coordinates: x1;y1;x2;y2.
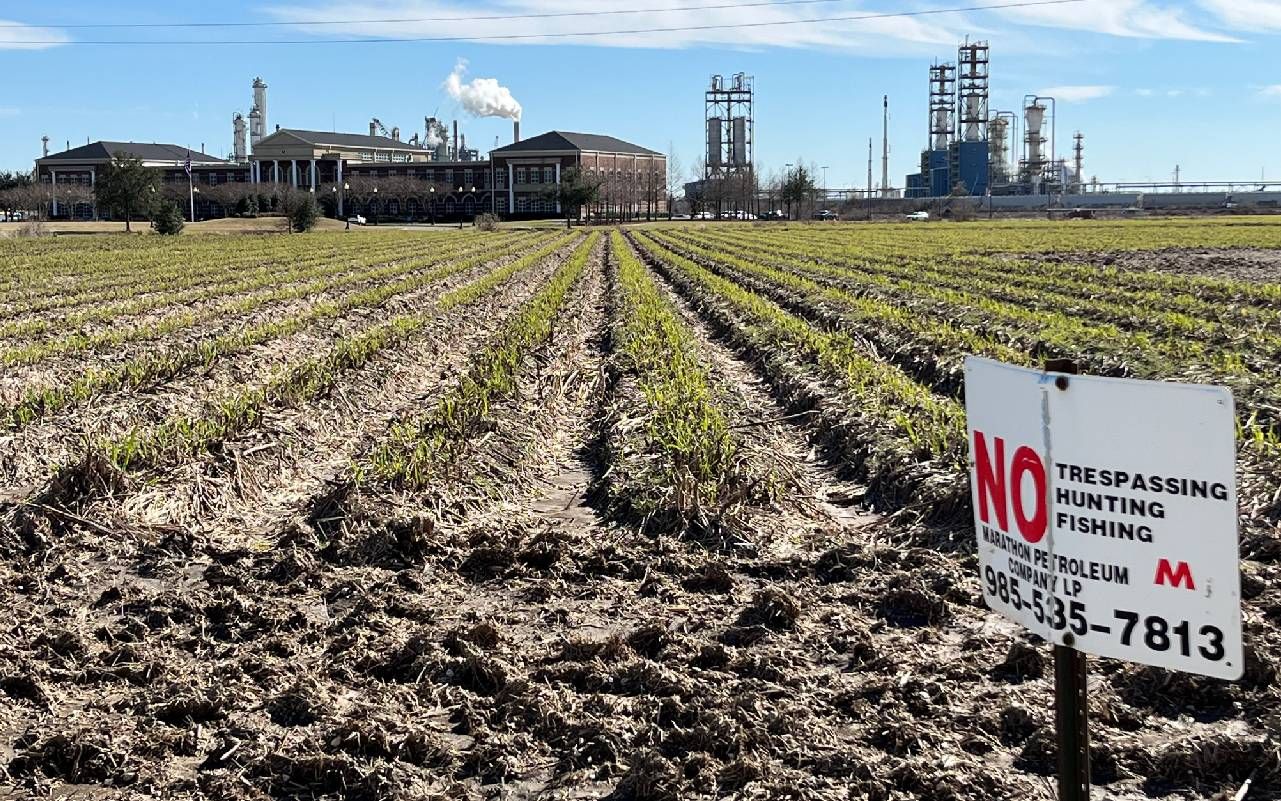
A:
3;0;1280;188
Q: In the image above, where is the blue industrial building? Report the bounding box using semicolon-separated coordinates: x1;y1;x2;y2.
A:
905;41;992;199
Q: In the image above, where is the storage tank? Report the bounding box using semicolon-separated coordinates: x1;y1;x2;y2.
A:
731;117;747;167
1025;101;1046;167
707;117;723;169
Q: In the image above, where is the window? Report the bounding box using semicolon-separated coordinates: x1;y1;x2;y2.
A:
544;166;555;184
392;153;411;163
463;169;473;189
444;169;454;187
516;167;527;184
358;151;374;162
516;195;528;212
495;171;507;189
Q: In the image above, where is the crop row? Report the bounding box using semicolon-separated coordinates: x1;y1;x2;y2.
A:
0;235;403;316
629;231;970;519
0;232;544;368
598;231;744;532
651;229;1281;442
732;221;1281;309
5;232;574;432
0;230;427;302
102;233;587;473
712;227;1281;336
783;217;1281;257
0;236;447;337
363;232;601;489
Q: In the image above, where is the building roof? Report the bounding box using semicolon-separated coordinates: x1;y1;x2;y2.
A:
39;141;230;165
492;131;661;156
263;128;428;151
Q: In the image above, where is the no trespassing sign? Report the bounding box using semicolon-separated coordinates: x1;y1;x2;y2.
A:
964;356;1243;680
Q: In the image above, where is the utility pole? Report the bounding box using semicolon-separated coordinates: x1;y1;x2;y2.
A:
881;95;890;198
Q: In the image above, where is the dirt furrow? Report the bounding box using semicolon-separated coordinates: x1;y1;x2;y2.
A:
646;253;878;554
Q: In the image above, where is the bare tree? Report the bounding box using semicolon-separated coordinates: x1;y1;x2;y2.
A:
665;144;683;219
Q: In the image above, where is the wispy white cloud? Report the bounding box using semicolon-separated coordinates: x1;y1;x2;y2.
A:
1260;85;1281;98
999;0;1239;42
0;20;68;49
1199;0;1281;31
1040;84;1115;102
0;107;19;117
266;1;969;52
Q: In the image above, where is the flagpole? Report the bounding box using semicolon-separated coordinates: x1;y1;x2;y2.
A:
185;155;194;223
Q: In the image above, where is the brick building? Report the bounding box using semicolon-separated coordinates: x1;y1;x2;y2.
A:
32;128;666;222
34;142;241;220
490;132;667;219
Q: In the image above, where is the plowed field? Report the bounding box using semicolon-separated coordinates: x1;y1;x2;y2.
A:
2;219;1279;800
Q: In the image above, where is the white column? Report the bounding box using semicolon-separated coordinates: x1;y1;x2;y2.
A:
272;160;279;184
50;170;58;217
507;163;514;214
310;160;317;189
290;160;298;188
90;168;97;220
555;163;562;215
337;160;344;217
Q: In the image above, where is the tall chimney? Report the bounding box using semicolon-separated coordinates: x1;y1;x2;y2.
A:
392;126;400;142
41;136;49;158
513;120;520;144
370;121;377;138
453;121;459;160
881;95;890;197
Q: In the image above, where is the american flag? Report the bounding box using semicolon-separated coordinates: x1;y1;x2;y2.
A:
184;155;192;177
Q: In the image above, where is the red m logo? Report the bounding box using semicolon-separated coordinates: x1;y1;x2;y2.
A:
1154;559;1195;590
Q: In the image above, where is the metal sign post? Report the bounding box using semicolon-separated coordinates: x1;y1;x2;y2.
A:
1054;643;1089;800
1047;359;1089;801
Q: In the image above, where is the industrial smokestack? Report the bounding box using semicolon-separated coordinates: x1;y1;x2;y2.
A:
250;77;268;148
453;121;459;160
41;136;49;158
392;126;400;142
881;95;890;197
233;113;247;163
370;121;377;138
513;120;520;144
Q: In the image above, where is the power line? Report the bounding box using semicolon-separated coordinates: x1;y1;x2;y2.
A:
9;0;1085;44
3;0;923;29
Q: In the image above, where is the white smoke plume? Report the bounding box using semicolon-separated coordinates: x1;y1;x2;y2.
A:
444;60;522;122
424;120;446;148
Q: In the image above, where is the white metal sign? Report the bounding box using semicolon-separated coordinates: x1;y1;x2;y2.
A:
964;356;1243;679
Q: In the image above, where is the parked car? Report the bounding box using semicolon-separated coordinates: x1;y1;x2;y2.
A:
812;210;838;221
692;211;715;220
905;211;930;221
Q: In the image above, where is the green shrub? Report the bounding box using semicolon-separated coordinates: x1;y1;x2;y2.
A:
290;193;321;233
151;200;185;236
